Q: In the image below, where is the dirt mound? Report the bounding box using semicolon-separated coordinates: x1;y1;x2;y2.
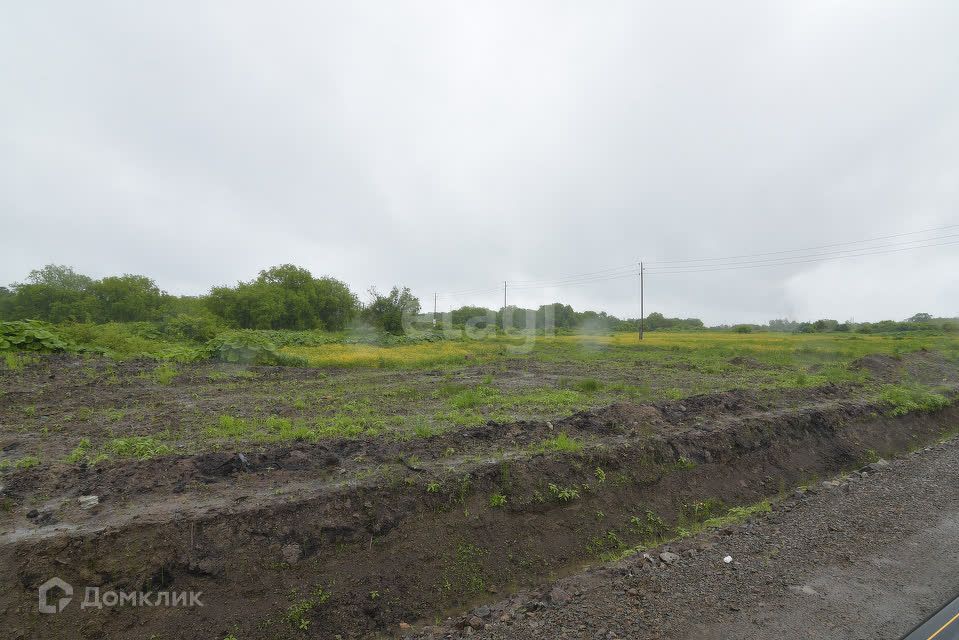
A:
851;354;904;381
902;349;959;385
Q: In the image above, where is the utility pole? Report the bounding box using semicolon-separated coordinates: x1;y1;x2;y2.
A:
638;262;644;341
503;281;507;331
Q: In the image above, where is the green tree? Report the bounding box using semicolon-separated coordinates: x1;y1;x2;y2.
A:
5;265;97;322
26;264;94;291
363;286;421;334
89;275;165;322
205;265;358;330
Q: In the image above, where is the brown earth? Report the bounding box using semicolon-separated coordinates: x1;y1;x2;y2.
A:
420;434;959;640
0;353;957;639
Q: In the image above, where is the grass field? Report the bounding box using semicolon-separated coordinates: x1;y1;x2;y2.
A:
2;330;957;467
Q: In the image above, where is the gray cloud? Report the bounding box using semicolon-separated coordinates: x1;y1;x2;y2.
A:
2;1;957;324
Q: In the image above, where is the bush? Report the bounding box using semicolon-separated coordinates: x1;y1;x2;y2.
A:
0;320;72;352
57;322;167;358
205;331;308;367
161;314;220;342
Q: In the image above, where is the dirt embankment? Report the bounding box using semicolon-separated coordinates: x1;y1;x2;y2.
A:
421;434;959;640
2;360;958;639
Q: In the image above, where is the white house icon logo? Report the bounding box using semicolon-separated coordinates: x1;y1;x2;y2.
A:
38;577;73;614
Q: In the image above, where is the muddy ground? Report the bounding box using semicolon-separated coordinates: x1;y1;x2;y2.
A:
0;351;957;639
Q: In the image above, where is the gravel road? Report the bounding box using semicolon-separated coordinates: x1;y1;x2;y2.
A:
420;435;959;639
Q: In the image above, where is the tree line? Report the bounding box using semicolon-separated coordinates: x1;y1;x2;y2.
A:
2;264;948;335
0;264;425;335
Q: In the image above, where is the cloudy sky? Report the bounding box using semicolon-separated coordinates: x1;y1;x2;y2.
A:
2;1;957;324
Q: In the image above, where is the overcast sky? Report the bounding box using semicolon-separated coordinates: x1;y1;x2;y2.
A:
2;1;957;324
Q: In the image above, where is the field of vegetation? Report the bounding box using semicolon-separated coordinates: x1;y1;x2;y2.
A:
1;320;956;469
3;271;959;639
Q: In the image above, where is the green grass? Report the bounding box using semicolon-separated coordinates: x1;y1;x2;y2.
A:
533;432;583;454
0;455;41;471
107;436;173;460
879;384;950;416
66;438;109;466
571;378;602;393
700;500;772;529
151;362;178;385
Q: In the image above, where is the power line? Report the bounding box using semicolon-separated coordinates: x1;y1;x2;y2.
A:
643;233;959;272
644;222;959;265
430;223;959;298
508;262;638;285
490;237;959;293
645;238;959;275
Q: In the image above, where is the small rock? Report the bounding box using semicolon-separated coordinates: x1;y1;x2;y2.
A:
468;616;485;630
78;495;100;509
474;605;491;619
549;586;572;605
788;584;820;597
723;555;733;564
281;543;303;565
398;622;411;631
864;459;889;473
659;551;680;565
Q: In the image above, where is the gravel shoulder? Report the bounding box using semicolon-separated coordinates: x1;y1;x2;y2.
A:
424;435;959;640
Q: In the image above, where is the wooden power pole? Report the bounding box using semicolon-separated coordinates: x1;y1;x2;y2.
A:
503;281;507;330
639;262;644;341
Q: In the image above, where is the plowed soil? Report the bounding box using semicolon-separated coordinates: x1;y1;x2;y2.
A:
1;352;957;639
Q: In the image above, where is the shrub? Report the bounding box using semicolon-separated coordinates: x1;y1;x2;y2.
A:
204;331;308;367
161;314;219;342
0;320;72;352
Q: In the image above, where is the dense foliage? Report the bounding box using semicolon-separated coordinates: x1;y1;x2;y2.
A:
1;264;954;338
0;320;72;352
203;331;308;366
362;286;421;334
0;265;168;323
206;265;358;331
